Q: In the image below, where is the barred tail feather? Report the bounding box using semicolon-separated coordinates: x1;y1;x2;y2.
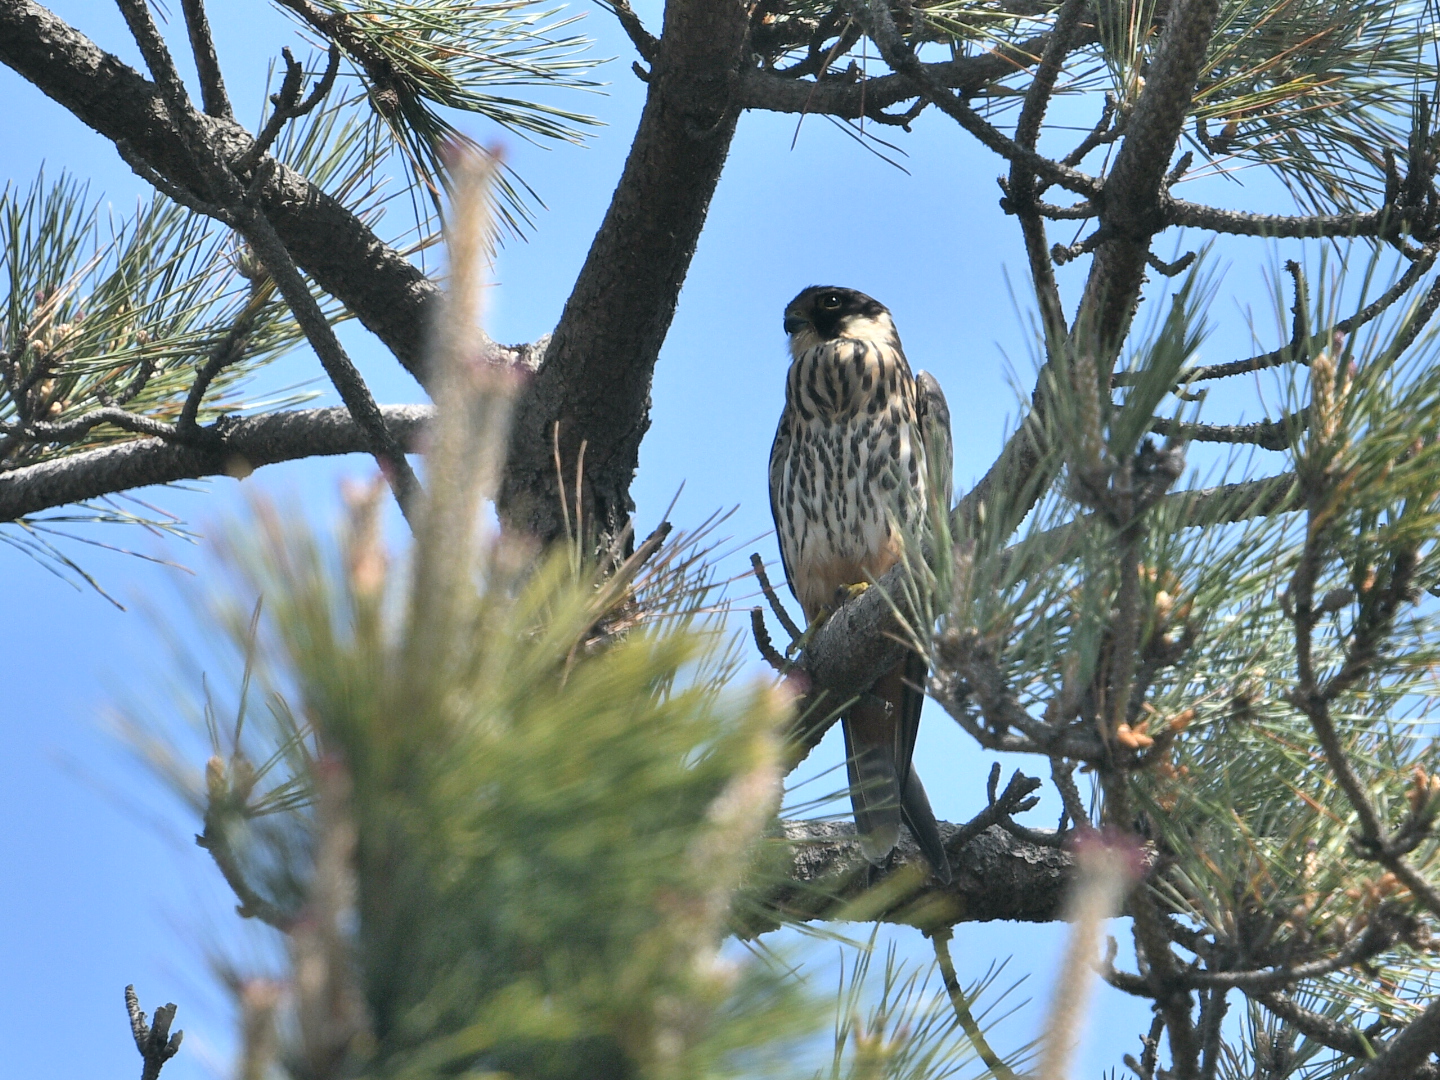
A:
901;767;952;885
843;718;901;866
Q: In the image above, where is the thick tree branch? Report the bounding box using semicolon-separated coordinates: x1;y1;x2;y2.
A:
747;821;1072;933
0;0;441;381
1077;0;1222;353
0;405;431;522
499;0;752;546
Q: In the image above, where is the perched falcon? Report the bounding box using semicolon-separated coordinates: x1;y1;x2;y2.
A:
769;285;953;884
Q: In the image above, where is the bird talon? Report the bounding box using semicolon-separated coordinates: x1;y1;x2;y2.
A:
834;581;871;606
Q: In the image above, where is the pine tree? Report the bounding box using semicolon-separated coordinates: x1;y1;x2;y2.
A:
7;1;1440;1078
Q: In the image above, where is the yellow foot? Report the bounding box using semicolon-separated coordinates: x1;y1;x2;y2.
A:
833;582;871;606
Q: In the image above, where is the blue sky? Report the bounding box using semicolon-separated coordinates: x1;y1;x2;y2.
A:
0;2;1363;1077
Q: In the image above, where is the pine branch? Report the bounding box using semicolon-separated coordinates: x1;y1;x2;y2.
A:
1354;996;1440;1080
1168;200;1388;238
500;0;753;546
850;0;1102;200
1181;909;1414;989
0;0;443;378
736;27;1086;122
178;0;230;119
747;819;1072;933
1003;0;1087;350
1074;0;1222;354
932;927;1020;1080
0;405;431;522
1253;991;1375;1059
114;0;421;519
1150;414;1301;451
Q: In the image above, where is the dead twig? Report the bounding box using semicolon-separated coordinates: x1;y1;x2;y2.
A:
751;607;787;673
751;552;803;642
125;985;184;1080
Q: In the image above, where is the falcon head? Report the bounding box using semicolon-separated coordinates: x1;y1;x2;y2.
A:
783;286;900;359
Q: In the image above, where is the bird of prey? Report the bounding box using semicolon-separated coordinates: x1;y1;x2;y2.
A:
769;285;953;884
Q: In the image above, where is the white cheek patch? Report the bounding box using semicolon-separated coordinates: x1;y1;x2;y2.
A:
837;313;899;347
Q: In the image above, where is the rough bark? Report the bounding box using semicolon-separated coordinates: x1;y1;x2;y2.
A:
497;0;752;547
745;821;1072;934
1076;0;1222;352
0;405;431;520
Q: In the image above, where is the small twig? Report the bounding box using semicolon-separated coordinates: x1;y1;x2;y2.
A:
867;98;926;129
1034;198;1100;220
951;765;1044;849
602;0;659;62
1168;245;1439;384
751;607;787;673
1061;92;1120;167
750;552;803;642
1051;757;1090;828
125;985;184;1080
115;140;231;224
1147;250;1197;277
102;356;157;409
1198;984;1229;1080
12;406;184;445
1004;0;1085;352
234;44;341;175
930;928;1020;1080
1167;199;1388;239
1354;994;1440;1080
1166;151;1194;188
1182;907;1410;989
1126;1014;1167;1080
1052;230;1103;265
179;279;273;431
179;0;232;119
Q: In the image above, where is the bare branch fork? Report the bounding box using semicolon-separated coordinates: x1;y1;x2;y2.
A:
126;985;183;1080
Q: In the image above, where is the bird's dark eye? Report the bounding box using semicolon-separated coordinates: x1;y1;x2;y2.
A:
820;292;842;309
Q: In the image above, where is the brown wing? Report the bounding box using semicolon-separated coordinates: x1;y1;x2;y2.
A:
898;370;953;881
767;407;800;606
916;369;953;515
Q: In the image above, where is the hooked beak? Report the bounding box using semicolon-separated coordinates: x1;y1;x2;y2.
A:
783;313;807;335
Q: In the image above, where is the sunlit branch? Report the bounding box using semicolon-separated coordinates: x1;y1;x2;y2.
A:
0;405;431;523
